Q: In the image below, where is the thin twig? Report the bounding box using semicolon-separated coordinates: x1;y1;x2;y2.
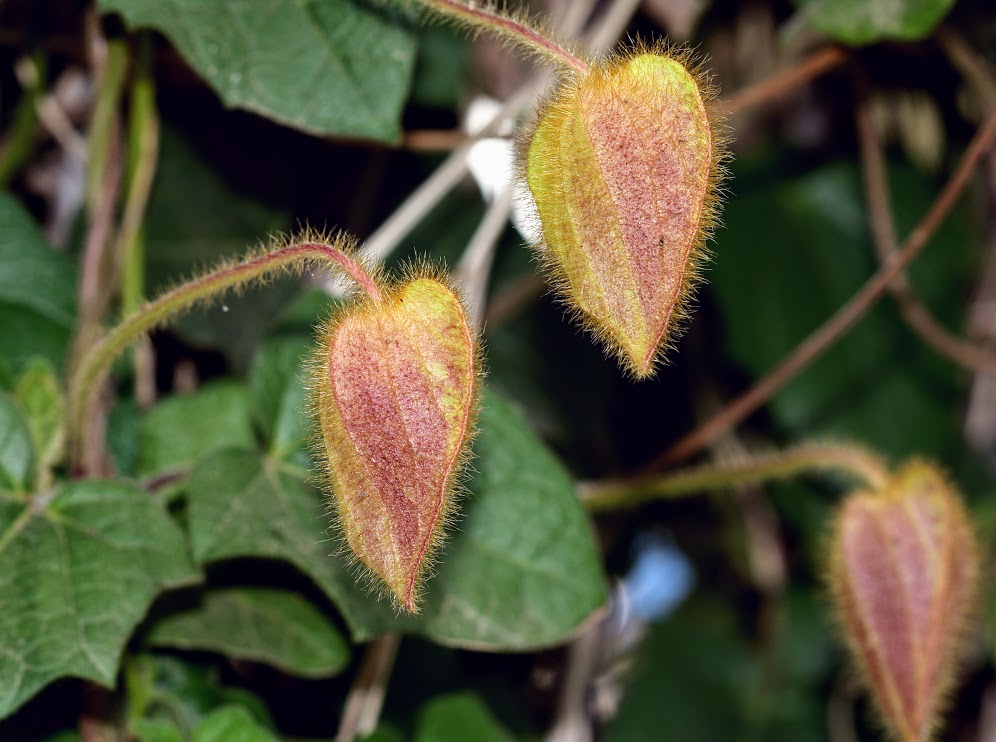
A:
938;28;996;105
14;56;87;162
723;45;847;116
854;78;996;376
646;109;996;471
455;186;515;330
335;633;401;742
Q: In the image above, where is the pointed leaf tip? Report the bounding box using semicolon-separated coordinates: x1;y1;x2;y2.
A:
525;50;718;376
316;276;477;613
829;461;978;741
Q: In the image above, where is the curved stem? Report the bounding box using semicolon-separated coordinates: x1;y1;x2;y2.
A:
645;108;996;471
416;0;589;74
854;78;996;376
581;441;889;513
68;236;379;471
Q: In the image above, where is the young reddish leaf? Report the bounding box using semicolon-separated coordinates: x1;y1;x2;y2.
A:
314;275;478;613
525;48;722;377
829;461;978;742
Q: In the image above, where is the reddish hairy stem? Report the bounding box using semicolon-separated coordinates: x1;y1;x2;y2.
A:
646;109;996;471
422;0;589;74
69;239;379;473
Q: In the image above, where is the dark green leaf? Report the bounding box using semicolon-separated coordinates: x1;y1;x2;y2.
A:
248;338;311;462
794;0;954;44
12;359;65;479
185;389;607;650
414;693;515;742
128;654;273;735
0;480;199;720
603;595;829;742
0;394;33;492
0;194;76;377
132;719;186;742
138;382;255;477
99;0;416;142
410;24;468;110
145;587;349;678
192;706;278;742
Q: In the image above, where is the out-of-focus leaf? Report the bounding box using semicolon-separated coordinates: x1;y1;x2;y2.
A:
12;359;65;479
0;480;199;720
794;0;954;44
709;160;970;461
99;0;416;142
138;382;255;477
192;706;278;742
0;394;33;492
0;195;76;378
128;654;272;736
414;692;515;742
145;587;349;678
248;338;311;462
603;596;828;742
142;126;291;373
410;24;467;110
185;389;607;650
132;719;185;742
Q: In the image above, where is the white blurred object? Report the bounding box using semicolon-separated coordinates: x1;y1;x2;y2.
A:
463;95;543;245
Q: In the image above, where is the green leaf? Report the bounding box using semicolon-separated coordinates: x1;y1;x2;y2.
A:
145;587;349;678
0;194;76;377
794;0;954;44
192;706;278;742
138;382;255;477
708;160;970;462
127;654;273;736
603;595;829;742
185;389;607;650
132;719;186;742
414;693;515;742
12;359;65;481
0;480;199;720
0;393;33;493
99;0;416;143
248;338;311;462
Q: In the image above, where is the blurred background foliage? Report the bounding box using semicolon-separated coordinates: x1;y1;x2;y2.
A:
1;0;995;740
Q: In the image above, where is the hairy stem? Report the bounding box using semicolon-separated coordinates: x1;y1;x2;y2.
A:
416;0;589;73
68;237;380;471
647;108;996;471
581;441;889;512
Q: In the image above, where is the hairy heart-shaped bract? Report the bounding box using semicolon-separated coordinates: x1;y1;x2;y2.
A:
313;272;478;613
829;461;978;741
524;46;722;377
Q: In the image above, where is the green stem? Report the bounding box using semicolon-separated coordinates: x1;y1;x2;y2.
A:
87;38;128;217
416;0;589;74
68;237;381;471
119;35;157;318
0;54;44;188
579;441;890;512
